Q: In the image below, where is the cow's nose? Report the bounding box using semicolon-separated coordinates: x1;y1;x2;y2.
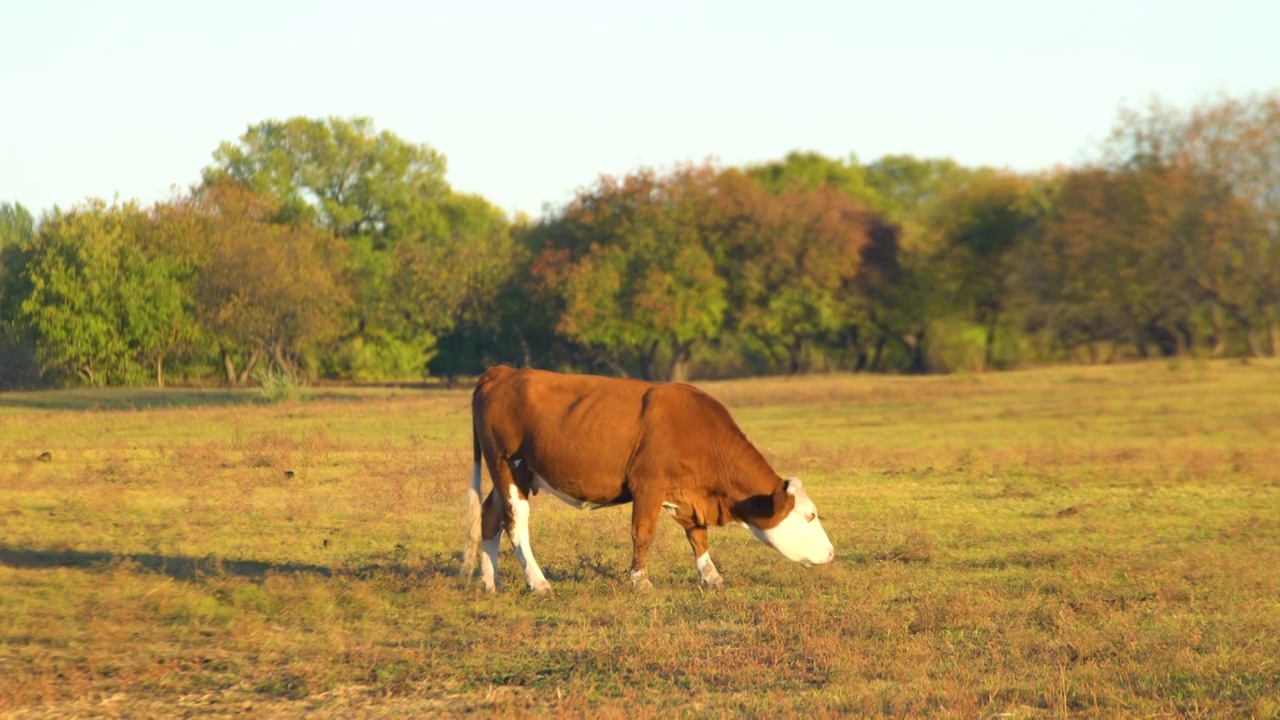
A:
823;548;836;564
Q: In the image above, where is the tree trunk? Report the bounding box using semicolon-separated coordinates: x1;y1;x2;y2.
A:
519;334;532;368
870;335;887;372
637;340;659;381
237;348;262;385
1246;332;1265;358
669;341;691;383
983;314;998;371
1132;325;1149;359
155;355;165;389
852;344;867;373
902;330;927;374
272;345;295;380
600;349;630;378
1175;321;1194;357
787;338;804;375
222;347;238;386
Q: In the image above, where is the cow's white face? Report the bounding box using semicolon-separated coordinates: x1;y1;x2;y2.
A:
747;478;835;566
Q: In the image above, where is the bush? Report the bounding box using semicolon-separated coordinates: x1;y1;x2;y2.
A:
254;366;310;403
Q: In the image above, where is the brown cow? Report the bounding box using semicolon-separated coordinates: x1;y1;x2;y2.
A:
464;366;834;592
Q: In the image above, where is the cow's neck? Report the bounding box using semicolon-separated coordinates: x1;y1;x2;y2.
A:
718;437;794;530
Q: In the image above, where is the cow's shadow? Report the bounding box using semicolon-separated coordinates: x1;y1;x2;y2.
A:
0;546;465;582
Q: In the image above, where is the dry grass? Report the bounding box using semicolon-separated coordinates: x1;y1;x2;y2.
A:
1;360;1279;717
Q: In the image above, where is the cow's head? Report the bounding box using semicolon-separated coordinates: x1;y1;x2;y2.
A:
747;478;835;566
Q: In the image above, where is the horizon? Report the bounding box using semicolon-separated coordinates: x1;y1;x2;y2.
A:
3;0;1278;218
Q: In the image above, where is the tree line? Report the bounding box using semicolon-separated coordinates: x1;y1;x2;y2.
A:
2;93;1277;388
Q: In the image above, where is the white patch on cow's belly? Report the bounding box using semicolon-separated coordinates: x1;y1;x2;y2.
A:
534;474;606;510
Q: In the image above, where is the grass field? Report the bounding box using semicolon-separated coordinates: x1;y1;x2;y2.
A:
2;360;1279;718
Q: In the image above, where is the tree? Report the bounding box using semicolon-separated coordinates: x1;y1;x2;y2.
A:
12;201;190;386
206;116;450;241
1036;94;1280;360
863;155;972;222
748;151;884;207
0;202;36;336
930;173;1039;369
0;203;39;387
155;183;351;384
533;164;736;381
1177;93;1280;355
205;116;515;379
725;185;884;373
393;192;520;379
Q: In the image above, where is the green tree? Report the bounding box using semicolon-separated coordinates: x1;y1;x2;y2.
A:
0;202;36;333
863;155;972;222
0;203;40;387
535;164;734;380
388;192;520;379
13;201;189;386
748;151;884;207
206;116;450;241
930;173;1039;369
725;185;883;373
156;184;351;384
206;116;515;379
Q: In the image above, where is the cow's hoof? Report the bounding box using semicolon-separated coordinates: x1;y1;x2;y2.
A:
481;582;497;594
630;569;652;591
702;572;724;589
531;581;552;595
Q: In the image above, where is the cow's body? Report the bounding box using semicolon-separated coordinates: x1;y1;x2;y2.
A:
465;366;834;592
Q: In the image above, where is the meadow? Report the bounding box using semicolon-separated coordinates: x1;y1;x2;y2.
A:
1;360;1278;718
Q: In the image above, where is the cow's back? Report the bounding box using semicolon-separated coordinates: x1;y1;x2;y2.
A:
473;367;659;496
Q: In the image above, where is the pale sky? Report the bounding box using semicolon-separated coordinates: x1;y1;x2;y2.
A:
3;0;1277;219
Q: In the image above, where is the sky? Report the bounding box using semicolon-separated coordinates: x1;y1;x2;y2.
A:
3;0;1278;219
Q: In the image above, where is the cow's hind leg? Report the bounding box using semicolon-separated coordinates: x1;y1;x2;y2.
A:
479;490;504;592
488;456;551;594
506;482;551;593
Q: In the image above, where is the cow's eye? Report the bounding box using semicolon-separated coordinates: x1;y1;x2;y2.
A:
804;512;816;523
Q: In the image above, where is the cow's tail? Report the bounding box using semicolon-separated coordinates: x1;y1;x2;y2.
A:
463;420;483;576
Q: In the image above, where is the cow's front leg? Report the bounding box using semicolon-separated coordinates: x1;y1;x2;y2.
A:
684;525;723;588
629;497;662;590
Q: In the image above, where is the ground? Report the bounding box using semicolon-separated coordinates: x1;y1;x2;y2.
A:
1;359;1278;717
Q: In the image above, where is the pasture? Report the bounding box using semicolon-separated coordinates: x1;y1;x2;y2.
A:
1;360;1279;717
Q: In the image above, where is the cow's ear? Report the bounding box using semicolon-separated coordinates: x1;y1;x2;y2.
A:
785;477;802;497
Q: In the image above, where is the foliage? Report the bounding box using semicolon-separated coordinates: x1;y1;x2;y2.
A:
10;201;189;386
206;116;516;380
748;150;884;207
930;172;1040;369
3;93;1279;387
154;183;352;384
727;184;884;373
533;164;736;380
0;203;36;339
206;116;450;241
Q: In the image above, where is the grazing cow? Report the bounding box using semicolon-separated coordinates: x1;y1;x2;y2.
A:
464;366;834;593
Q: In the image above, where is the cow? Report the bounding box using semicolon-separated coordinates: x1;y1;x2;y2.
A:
463;366;835;592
